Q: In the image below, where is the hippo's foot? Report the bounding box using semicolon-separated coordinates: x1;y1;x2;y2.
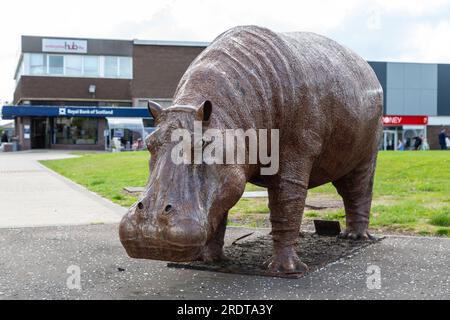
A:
339;229;374;240
200;246;227;263
264;246;308;275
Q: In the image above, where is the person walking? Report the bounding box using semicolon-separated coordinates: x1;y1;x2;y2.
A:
397;139;405;151
446;136;450;150
1;131;8;144
421;137;430;150
439;128;448;150
413;135;423;150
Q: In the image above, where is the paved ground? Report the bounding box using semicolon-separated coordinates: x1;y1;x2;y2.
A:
0;223;449;300
0;150;124;228
0;150;449;300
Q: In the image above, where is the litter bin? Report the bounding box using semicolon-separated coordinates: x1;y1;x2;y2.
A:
11;137;20;151
2;143;13;152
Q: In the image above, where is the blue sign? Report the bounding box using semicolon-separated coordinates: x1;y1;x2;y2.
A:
114;129;124;138
1;105;151;120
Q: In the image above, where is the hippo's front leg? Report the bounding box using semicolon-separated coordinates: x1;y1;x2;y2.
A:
266;171;310;275
200;212;228;262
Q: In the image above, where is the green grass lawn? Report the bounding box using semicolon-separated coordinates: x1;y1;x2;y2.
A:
42;152;150;208
41;151;450;237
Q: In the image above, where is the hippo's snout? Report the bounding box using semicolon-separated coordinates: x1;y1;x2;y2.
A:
119;203;207;262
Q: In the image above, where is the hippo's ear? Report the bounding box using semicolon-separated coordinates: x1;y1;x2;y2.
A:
147;100;162;120
196;100;213;124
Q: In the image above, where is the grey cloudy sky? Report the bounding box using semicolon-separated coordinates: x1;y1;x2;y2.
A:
1;0;450;104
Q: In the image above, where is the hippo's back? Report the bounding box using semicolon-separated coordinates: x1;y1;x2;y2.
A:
279;30;382;122
174;26;383;184
278;30;383;185
176;25;381;129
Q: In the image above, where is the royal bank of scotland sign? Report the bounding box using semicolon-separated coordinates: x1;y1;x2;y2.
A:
1;106;150;120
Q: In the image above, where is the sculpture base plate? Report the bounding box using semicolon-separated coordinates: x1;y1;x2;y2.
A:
167;232;383;279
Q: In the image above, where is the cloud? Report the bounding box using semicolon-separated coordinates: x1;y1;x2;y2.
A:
396;21;450;63
0;0;363;103
366;7;382;30
373;0;450;16
111;0;361;40
2;0;450;104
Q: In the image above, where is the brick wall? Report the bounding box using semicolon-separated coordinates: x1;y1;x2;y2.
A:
14;76;132;104
15;117;31;150
132;45;205;100
427;125;450;149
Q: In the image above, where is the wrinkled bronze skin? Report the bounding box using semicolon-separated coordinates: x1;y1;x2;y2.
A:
120;25;383;274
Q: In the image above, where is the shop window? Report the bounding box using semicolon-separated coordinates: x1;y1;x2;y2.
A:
97;101;131;107
84;56;99;77
65;55;82;76
143;118;155;127
48;55;64;75
15;59;24;83
54;117;98;145
119;57;132;78
105;56;118;78
30;53;46;75
136;99;149;108
23;53;132;79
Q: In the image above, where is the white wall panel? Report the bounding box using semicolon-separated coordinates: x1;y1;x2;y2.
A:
386;63;437;116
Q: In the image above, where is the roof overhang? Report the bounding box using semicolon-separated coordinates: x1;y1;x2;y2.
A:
106;117;144;132
1;105;150;120
133;39;209;47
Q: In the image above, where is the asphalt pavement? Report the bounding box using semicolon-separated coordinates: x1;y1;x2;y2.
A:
0;223;449;300
0;150;449;300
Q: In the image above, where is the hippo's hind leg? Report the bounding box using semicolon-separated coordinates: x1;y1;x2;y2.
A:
332;156;377;240
266;172;310;275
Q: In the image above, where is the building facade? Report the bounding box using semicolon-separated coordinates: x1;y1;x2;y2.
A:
369;61;450;150
2;35;450;151
5;36;206;150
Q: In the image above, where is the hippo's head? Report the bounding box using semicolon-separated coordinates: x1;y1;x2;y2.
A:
119;100;247;262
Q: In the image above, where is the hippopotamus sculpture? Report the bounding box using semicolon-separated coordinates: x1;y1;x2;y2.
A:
120;25;382;274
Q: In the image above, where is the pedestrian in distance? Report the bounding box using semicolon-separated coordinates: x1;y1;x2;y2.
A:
1;131;8;144
396;139;405;151
439;128;448;150
421;137;430;150
413;135;423;150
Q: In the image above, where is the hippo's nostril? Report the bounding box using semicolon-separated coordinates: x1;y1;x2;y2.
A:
137;202;144;210
164;204;172;213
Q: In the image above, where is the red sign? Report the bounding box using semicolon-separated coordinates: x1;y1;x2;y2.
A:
382;115;428;126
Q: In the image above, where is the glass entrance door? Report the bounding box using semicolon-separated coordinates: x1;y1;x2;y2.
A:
403;128;425;150
31;117;48;149
383;130;398;150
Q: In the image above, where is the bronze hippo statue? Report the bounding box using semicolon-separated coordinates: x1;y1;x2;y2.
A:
119;25;383;275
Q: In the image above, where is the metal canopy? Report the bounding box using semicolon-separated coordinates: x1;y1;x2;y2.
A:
106;117;144;132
